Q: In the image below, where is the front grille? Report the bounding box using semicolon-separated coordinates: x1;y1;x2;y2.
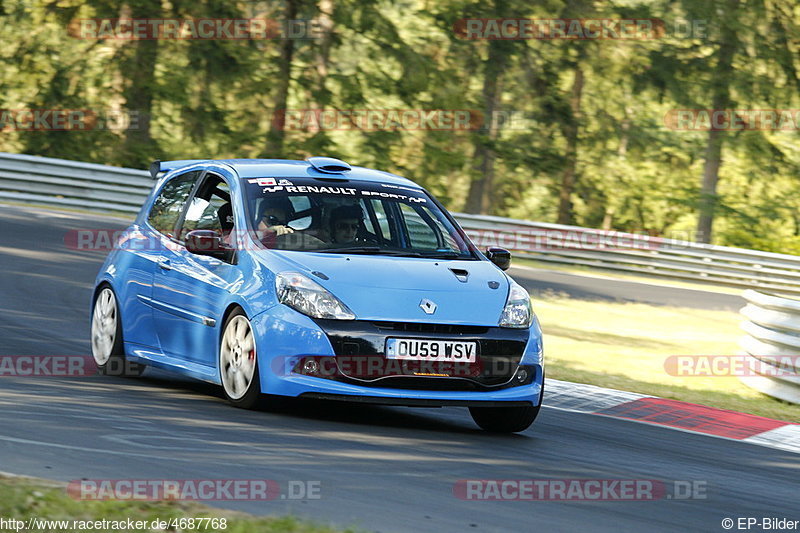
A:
371;321;488;335
310;318;530;390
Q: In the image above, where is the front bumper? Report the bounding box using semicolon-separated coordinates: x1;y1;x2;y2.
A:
298;393;533;408
251;305;544;406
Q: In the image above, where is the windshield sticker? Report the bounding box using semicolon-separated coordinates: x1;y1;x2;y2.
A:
248;178;277;186
251;178;427;202
380;183;422;193
262;184;358;196
361;190;426;203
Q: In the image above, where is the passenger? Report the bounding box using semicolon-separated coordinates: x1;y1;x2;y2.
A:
329;205;364;245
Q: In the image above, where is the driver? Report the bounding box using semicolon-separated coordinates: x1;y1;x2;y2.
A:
329;205;364;245
256;198;294;248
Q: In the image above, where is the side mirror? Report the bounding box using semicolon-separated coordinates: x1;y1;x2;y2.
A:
185;230;232;261
486;247;511;271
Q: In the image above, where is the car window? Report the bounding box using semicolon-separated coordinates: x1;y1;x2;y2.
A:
369;199;394;241
287;196;312;230
400;203;440;249
147;170;201;238
180;174;233;237
242;177;474;258
399;203;461;251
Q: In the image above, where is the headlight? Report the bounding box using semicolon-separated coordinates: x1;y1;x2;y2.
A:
499;280;533;328
275;272;356;320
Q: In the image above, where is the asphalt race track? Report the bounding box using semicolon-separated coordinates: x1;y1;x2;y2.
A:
0;204;795;532
512;267;742;311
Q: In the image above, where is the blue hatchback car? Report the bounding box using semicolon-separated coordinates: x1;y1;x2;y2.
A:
91;157;544;432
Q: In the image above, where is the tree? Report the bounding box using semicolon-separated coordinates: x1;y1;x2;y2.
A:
264;0;301;157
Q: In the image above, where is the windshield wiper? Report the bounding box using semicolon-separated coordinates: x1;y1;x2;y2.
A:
316;246;381;254
316;246;422;257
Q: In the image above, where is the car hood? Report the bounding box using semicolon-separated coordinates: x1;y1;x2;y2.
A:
262;252;511;326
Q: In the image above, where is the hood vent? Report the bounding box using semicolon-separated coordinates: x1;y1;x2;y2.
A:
311;270;329;280
449;268;469;283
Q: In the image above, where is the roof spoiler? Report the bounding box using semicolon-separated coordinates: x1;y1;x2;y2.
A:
149;159;209;179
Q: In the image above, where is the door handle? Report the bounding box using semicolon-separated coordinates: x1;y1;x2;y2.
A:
158;258;173;271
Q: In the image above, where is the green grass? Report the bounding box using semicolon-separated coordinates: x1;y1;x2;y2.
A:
536;295;800;423
0;474;351;533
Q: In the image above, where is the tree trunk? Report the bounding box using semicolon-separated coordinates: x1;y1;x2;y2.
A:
464;39;506;214
695;0;738;243
603;111;630;230
265;0;300;157
696;128;725;243
315;0;334;106
302;0;334;136
120;0;160;168
556;66;584;225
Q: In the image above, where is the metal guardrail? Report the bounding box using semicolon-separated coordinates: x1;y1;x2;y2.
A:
0;152;150;213
457;214;800;295
3;152;800;295
739;290;800;404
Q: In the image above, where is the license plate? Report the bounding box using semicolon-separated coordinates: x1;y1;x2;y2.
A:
385;338;477;362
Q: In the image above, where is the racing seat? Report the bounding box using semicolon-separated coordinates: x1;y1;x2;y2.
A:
217;202;234;240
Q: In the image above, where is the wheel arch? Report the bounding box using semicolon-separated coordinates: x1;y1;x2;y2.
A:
92;279;114;302
216;301;249;370
218;302;247;339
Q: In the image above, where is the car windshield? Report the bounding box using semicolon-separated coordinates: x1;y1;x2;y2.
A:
243;177;475;259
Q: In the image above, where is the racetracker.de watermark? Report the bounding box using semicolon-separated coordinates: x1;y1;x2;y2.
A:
274;109;481;131
0;355;98;377
665;109;800;131
0;109;139;131
664;355;800;377
270;355;535;381
453;18;707;40
273;109;541;131
65;228;307;252
65;227;697;253
464;227;664;252
0;355;148;377
67;479;321;501
453;479;708;501
68;18;323;40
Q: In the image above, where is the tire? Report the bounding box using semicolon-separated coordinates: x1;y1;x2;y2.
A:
91;285;146;377
219;308;261;409
469;378;544;433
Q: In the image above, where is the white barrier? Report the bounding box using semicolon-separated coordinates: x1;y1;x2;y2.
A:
739;290;800;404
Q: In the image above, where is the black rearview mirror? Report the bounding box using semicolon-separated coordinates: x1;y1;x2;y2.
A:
486;247;511;270
185;230;233;262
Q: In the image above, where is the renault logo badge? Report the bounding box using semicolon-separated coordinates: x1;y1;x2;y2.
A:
419;298;437;315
